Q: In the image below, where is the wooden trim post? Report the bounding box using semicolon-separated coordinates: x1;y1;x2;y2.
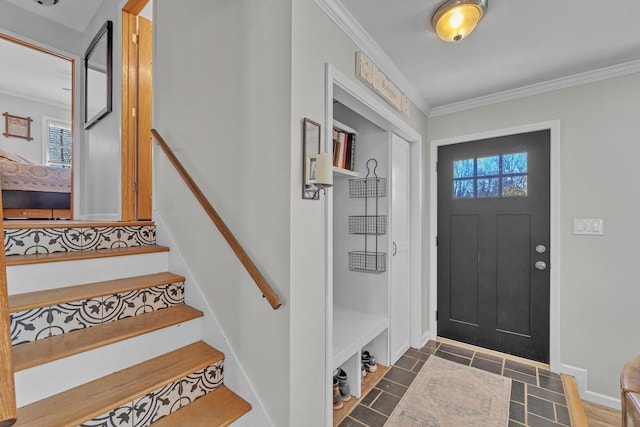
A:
0;186;17;426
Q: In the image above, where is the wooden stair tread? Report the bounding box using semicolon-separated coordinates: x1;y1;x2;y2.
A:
13;304;203;371
6;245;169;266
15;341;223;427
9;272;186;312
152;385;251;427
3;220;155;229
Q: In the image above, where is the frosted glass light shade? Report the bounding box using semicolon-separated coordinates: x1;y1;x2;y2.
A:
432;0;487;42
315;153;333;187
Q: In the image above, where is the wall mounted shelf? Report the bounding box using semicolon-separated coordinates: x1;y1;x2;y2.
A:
333;166;359;177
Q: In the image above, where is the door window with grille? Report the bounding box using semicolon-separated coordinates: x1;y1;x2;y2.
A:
453;152;528;199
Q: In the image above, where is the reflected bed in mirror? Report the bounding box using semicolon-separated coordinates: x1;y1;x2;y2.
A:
84;20;112;129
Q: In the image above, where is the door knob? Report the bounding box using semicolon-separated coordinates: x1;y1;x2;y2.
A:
534;261;547;271
392;241;397;256
535;245;546;254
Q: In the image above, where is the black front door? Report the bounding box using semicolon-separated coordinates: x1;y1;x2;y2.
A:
437;130;550;362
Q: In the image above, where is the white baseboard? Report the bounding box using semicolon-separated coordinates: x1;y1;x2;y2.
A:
560;363;621;410
393;345;410;365
419;331;431;348
559;364;588;394
583;390;621;410
153;212;273;426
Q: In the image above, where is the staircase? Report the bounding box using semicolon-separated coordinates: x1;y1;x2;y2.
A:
4;221;251;426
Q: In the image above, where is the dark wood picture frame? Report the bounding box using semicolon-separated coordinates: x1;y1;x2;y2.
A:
3;112;33;141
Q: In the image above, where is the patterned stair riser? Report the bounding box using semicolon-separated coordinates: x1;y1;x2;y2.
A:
4;226;156;256
10;282;184;345
80;360;224;427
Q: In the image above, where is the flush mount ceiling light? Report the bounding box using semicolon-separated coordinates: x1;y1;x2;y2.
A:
432;0;488;42
34;0;59;5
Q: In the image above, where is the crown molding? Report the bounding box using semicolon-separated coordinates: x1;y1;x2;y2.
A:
0;87;71;110
314;0;432;117
430;59;640;117
314;0;640;119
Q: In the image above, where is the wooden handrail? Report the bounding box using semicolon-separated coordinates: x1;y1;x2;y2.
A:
0;185;17;426
151;129;282;310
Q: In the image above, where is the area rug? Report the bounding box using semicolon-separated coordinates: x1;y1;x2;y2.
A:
386;356;512;426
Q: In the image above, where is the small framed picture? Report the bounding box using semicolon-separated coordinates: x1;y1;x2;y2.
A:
308;157;317;183
302;117;321;200
3;112;33;141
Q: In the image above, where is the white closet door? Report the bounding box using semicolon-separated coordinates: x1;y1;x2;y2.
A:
390;133;411;363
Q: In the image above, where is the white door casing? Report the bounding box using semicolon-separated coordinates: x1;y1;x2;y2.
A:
429;120;561;371
390;133;411;363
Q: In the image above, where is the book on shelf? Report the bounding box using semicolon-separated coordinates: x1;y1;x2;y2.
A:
332;127;356;171
341;132;348;169
333;133;343;168
349;133;356;171
333;139;341;167
344;133;352;170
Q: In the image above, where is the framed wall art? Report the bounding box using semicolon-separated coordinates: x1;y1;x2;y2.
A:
3;112;33;141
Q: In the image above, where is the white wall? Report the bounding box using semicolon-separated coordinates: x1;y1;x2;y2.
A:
153;0;292;425
428;72;640;403
78;0;121;220
154;213;271;426
0;92;70;164
290;1;429;424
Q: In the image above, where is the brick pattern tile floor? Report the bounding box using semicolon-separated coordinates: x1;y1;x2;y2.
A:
339;340;570;427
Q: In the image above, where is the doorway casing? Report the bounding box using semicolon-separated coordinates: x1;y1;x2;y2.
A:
324;63;424;425
121;0;153;221
429;120;561;371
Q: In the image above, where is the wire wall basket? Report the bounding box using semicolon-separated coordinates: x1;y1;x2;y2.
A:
348;251;386;274
348;177;387;198
348;215;387;235
348;158;387;274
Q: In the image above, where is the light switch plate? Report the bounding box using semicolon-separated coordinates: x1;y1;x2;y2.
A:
573;219;604;235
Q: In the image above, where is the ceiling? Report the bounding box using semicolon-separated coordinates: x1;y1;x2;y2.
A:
337;0;640;113
5;0;103;33
0;36;72;108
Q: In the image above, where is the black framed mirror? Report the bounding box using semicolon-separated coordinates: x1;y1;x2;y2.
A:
84;20;113;129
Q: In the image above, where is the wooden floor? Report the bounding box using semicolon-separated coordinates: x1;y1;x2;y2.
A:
333;365;389;426
583;400;621;426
